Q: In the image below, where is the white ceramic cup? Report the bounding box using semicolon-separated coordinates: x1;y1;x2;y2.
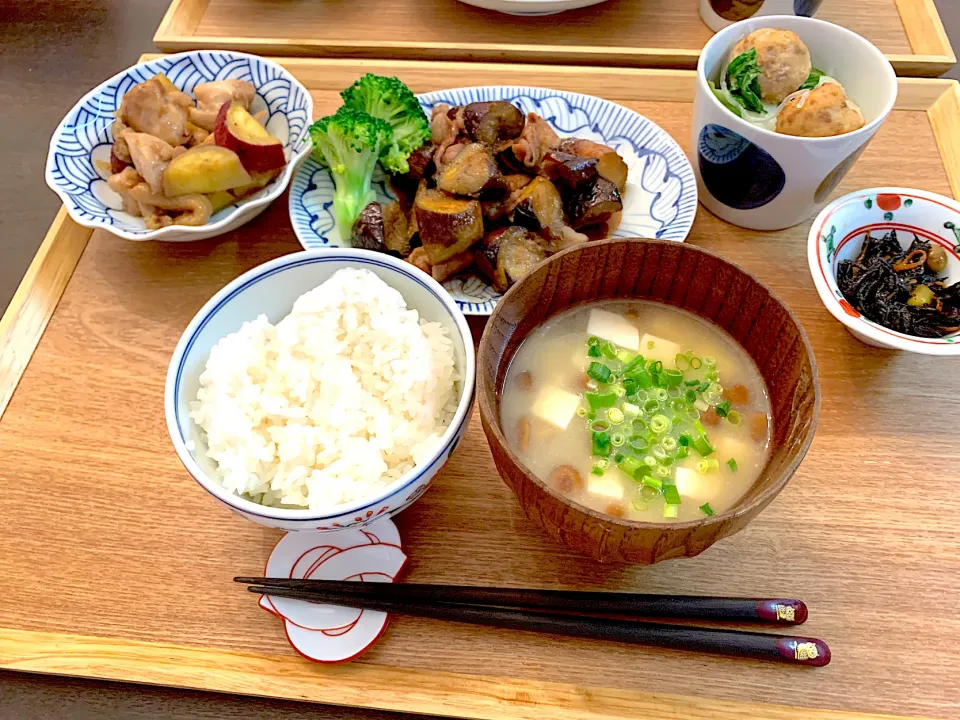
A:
692;15;897;231
699;0;822;32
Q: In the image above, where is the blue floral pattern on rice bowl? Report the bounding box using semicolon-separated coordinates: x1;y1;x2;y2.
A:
290;86;697;315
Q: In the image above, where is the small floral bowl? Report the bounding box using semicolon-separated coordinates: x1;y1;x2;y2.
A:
808;187;960;354
45;50;313;242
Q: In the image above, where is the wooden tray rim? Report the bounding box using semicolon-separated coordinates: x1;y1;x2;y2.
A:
151;0;957;77
2;59;959;719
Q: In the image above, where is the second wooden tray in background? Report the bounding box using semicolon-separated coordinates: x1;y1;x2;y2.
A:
154;0;956;76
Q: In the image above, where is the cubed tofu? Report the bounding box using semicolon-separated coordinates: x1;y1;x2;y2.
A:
587;309;639;351
531;386;580;430
639;333;682;365
674;466;712;504
587;475;624;500
713;434;752;464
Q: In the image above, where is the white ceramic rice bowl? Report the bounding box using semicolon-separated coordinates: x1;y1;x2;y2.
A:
165;250;476;530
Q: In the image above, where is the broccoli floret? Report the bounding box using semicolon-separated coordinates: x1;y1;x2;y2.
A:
340;74;431;174
309;106;393;239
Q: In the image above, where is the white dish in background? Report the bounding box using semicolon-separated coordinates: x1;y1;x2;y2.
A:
46;50;313;242
456;0;608;15
165;249;476;531
290;85;697;315
808;187;960;355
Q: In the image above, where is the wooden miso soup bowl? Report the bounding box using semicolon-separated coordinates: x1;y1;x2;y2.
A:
477;238;820;564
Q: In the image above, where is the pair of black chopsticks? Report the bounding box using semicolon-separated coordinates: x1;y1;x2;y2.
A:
237;577;830;666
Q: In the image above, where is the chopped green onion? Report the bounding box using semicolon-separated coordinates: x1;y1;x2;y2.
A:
632;417;648;432
622;402;640;418
588;336;601;347
607;408;625;424
587;362;613;383
576;406;587;418
684;389;697;404
586;391;617;410
684;379;700;387
622;378;639;396
686;407;701;421
611;385;626;397
653;389;669;403
611;432;626;447
694;398;709;413
690;356;703;369
632;499;649;511
643;455;657;468
591;463;605;476
715;400;732;418
662;369;683;388
662;484;681;505
622;355;646;374
586;410;597;420
691;434;715;457
648;359;663;373
727;458;739;472
616;454;642;476
641;476;662;490
696;458;721;474
649;414;672;435
663;504;679;518
590;419;611;432
596;458;610;470
703;355;716;366
655;465;671;478
592;430;612;456
727;410;742;426
675;446;689;459
627;435;648;453
616;348;635;364
599;341;618;359
647;340;655;349
587;345;602;358
678;434;692;447
642;398;660;414
700;502;715;516
632;371;653;389
675;353;691;371
660;436;678;452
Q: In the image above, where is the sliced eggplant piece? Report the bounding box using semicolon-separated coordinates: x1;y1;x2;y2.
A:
540;151;599;190
431;250;474;283
414;188;484;264
557;139;628;194
351;202;387;252
463;101;526;145
568;177;623;230
475;226;546;292
435;143;502;196
507;176;565;235
406;143;435;180
382;200;414;256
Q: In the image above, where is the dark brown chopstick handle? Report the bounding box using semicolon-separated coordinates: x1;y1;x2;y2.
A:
235;577;808;625
248;586;830;666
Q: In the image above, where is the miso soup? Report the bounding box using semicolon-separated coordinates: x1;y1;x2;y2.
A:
501;301;771;522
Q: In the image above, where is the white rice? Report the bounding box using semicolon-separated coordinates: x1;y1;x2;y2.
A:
189;267;459;510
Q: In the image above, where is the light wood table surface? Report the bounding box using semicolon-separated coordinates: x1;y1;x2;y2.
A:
2;56;960;719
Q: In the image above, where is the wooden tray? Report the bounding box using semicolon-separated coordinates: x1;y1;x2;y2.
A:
2;57;960;720
153;0;956;77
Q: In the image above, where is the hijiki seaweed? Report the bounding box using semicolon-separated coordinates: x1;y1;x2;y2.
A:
837;231;960;338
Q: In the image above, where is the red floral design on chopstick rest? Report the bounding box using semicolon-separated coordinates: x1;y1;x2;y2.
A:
258;520;407;663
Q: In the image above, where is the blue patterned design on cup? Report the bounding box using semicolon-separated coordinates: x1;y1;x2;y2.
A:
793;0;823;16
698;124;786;211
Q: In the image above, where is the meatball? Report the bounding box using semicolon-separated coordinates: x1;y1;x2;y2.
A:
731;28;811;103
775;82;865;138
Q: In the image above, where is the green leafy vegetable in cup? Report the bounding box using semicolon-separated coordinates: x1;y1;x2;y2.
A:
798;67;825;91
725;48;765;114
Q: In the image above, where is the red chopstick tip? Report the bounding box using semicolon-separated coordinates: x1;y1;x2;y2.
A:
775;637;831;667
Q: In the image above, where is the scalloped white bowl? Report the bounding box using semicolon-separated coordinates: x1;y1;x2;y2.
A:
46;50;313;242
808;187;960;355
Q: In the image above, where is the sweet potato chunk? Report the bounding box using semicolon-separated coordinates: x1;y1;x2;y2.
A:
414;189;484;264
162;145;251;197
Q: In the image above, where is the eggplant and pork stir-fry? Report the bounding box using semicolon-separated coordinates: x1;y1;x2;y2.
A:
837;230;960;338
308;75;628;291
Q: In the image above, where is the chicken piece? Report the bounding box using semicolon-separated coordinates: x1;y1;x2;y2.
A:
405;247;433;275
127;184;213;227
117;76;192;147
775;81;865;137
123;131;180;194
189;79;257;131
510;113;560;168
730;28;811;104
111;118;133;164
430;250;474;283
107;167;145;216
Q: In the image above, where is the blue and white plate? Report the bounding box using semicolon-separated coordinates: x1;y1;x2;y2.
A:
289;86;697;315
46;50;313;242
